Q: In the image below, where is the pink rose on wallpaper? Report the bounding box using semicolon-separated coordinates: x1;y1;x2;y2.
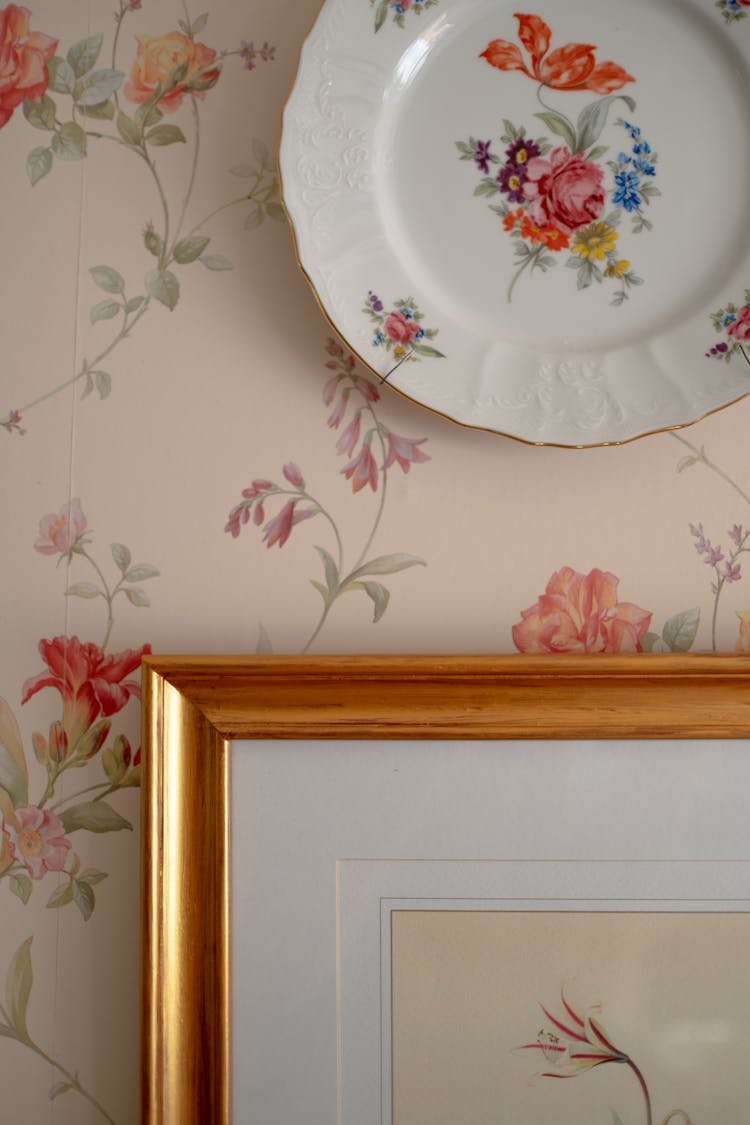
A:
34;497;88;555
383;310;420;346
125;31;220;112
22;635;150;742
2;805;70;879
0;5;58;128
512;567;652;654
728;306;750;342
523;147;605;234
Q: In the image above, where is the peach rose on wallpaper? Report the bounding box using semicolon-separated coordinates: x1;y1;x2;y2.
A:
512;567;652;654
124;31;220;112
0;4;58;128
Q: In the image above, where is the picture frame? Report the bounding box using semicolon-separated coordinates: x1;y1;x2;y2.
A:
140;653;750;1125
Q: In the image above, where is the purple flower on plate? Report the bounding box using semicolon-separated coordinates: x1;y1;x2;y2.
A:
473;139;493;174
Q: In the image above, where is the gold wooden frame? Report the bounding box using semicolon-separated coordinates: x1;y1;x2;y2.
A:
141;653;750;1125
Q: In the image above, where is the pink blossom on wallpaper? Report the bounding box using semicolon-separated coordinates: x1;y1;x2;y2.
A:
383;432;431;473
336;413;362;458
326;386;351;429
1;408;25;435
512;567;652;654
282;462;304;488
262;499;314;548
22;635;150;743
704;544;725;567
2;806;70;879
34;497;88;556
729;524;745;547
342;443;379;493
723;561;742;583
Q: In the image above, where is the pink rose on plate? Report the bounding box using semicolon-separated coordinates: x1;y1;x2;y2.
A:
728;306;750;342
384;310;419;346
512;566;652;654
523;146;605;234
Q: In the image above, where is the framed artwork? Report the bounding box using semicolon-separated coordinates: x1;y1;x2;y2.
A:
140;654;750;1125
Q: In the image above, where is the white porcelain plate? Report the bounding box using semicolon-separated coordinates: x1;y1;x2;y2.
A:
280;0;750;446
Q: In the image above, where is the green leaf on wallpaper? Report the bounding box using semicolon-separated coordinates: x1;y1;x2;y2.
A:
349;553;426;580
662;608;700;652
90;299;121;324
26;146;52;186
46;881;74;909
145;124;186;147
22;94;56;131
82;371;95;399
111;542;132;573
123;587;150;607
355;580;390;623
73;879;96;921
256;623;273;655
173;235;210;264
47;56;76;95
124;563;160;582
245;203;264;230
90;264;125;293
310;580;329;604
59;800;132;834
79;868;107;886
65;582;101;600
6;937;33;1045
315;546;340;594
640;632;667;654
135;102;163;130
103;747;124;785
126;295;145;313
0;696;29;807
67;34;103;78
49;1081;75;1101
265;202;286;222
51;121;87;160
9;873;32;906
146;269;180;310
116;111;142;146
75;69;124;107
200;254;233;271
252;138;274;171
94;370;112;399
192;13;209;35
77;99;115;121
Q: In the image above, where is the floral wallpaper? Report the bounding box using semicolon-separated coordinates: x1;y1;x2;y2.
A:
0;0;749;1120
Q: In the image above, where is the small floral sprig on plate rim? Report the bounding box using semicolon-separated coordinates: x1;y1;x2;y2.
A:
716;0;749;23
371;0;439;34
706;291;750;366
364;291;445;362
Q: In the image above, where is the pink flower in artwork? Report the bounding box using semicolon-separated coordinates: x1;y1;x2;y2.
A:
383;432;430;473
2;806;71;879
34;498;88;556
523;146;605;234
262;499;314;548
22;635;150;743
728;306;750;342
512;567;652;654
383;310;420;346
518;992;629;1078
341;442;379;493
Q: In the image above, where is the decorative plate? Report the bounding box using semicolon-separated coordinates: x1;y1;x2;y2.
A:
280;0;750;447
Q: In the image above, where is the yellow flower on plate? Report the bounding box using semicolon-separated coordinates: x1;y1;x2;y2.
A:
573;222;618;261
605;259;631;278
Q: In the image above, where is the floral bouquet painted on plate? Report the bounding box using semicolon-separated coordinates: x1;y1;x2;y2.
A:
456;13;660;306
